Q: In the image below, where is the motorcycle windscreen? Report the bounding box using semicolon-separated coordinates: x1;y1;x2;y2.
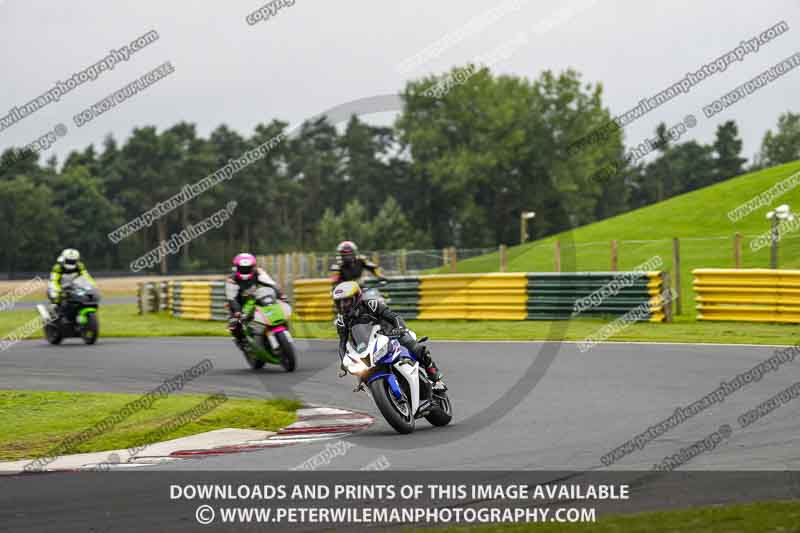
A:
252;286;277;305
350;323;375;353
69;276;94;291
65;276;100;304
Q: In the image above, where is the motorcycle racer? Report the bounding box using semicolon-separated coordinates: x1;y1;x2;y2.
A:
332;281;444;383
225;253;287;351
330;241;387;285
48;248;96;317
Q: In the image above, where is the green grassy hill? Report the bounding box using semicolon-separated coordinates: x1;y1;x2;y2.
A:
442;160;800;318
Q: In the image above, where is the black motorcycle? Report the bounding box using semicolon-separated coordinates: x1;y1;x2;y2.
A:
37;276;101;345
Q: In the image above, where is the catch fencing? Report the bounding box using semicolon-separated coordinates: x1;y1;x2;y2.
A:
258;247;496;287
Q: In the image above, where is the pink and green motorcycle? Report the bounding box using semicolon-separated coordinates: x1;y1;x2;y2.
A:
237;286;297;371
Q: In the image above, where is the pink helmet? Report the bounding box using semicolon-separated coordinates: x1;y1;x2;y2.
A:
232;253;257;281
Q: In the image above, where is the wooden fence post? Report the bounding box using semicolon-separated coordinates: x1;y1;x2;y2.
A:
292;252;301;281
610;240;618;271
277;254;285;290
554;240;561;272
672;237;682;316
661;271;673;323
400;249;407;275
308;253;317;278
499;244;508;272
449;247;457;273
734;232;742;268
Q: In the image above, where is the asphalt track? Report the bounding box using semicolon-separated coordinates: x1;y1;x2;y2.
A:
1;335;798;471
3;336;800;532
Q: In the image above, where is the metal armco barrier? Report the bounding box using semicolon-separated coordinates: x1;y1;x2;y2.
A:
418;273;527;320
694;268;800;323
292;272;670;322
293;278;335;322
528;272;669;322
138;273;670;322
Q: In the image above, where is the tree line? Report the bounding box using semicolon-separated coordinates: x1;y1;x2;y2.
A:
1;64;799;276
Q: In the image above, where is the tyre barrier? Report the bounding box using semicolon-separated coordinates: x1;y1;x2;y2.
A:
137;279;228;321
694;268;800;323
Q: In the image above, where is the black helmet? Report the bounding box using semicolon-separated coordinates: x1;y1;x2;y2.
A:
336;241;358;264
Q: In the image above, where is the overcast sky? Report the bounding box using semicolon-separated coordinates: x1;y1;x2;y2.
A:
1;0;797;166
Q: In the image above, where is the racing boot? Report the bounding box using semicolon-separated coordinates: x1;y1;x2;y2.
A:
234;336;249;354
416;344;444;384
228;317;249;353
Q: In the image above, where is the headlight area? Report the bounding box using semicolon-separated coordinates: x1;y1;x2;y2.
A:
345;358;369;376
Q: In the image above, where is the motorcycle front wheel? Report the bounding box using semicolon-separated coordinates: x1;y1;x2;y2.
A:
275;330;297;372
81;314;99;345
369;378;415;434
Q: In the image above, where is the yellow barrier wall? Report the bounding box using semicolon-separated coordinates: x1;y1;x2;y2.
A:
172;282;213;320
646;272;666;322
694;268;800;323
293;278;334;321
418;273;527;320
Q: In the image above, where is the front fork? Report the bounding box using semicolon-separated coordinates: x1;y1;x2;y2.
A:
265;325;291;352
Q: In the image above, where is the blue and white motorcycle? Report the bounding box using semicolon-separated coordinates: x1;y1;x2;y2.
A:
342;323;452;434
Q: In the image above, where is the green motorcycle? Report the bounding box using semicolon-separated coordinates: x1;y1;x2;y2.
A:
237;286;297;372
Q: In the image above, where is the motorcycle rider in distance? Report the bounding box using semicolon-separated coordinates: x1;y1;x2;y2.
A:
332;281;444;384
329;241;387;285
225;253;288;352
48;248;96;318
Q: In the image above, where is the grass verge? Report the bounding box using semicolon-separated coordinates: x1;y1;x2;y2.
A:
3;305;800;346
0;390;301;461
396;500;800;532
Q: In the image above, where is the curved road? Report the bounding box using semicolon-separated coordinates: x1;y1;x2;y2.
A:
1;335;797;471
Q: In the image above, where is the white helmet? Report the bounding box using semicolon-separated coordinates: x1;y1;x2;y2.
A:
58;248;81;272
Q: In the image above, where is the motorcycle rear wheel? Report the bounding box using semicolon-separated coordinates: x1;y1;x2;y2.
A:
44;323;62;345
425;390;453;427
242;344;266;369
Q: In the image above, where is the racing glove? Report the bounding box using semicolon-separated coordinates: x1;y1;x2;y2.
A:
228;312;242;331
